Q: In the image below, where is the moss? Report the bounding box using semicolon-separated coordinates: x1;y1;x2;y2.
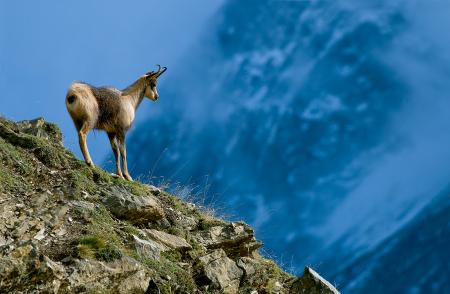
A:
91;167;114;184
86;206;121;243
140;256;197;294
41;121;62;142
122;222;143;237
67;171;92;198
74;204;127;262
162;192;194;214
166;226;185;238
67;166;113;198
126;181;152;197
185;237;206;260
162;250;182;263
32;143;67;168
0;164;17;191
1;118;72;170
254;254;293;291
96;245;123;262
197;216;226;231
0;139;33;173
0;137;35;194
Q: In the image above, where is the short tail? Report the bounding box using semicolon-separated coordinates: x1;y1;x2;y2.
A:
65;82;93;121
65;88;82;115
66;94;77;104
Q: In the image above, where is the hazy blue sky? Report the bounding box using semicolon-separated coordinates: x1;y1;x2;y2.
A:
0;0;224;161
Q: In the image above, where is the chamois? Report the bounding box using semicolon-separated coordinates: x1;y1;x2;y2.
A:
65;65;167;181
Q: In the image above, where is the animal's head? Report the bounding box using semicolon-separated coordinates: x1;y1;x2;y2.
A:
144;65;167;101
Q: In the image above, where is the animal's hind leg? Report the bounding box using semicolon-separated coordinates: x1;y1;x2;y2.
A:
108;132;123;179
78;123;94;167
118;133;132;181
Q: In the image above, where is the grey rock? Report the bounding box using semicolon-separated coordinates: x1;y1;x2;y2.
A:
33;227;46;241
117;269;152;294
15;118;62;143
103;186;164;224
195;221;262;258
133;235;166;260
144;229;192;251
69;200;95;211
0;243;66;293
273;281;283;293
236;257;258;277
290;267;340;294
67;257;152;293
195;249;243;294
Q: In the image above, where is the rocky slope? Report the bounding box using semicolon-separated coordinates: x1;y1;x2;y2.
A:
0;117;339;293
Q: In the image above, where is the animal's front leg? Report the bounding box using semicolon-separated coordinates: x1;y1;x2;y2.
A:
118;133;133;181
108;132;123;179
78;124;94;167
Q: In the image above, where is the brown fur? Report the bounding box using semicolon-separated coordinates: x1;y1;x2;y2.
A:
65;68;166;181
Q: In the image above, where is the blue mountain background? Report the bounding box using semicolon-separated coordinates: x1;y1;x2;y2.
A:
124;1;450;293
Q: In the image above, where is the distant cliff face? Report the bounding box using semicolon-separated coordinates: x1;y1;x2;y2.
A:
333;187;450;293
128;0;405;231
0;117;339;293
126;0;450;292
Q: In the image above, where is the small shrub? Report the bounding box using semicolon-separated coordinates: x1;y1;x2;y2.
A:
78;236;122;262
162;250;182;263
79;236;105;249
96;245;123;262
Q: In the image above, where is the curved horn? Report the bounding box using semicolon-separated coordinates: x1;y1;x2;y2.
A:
155;65;167;77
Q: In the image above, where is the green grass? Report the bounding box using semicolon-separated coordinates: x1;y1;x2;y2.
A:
75;203;126;263
0;137;35;194
197;216;226;231
78;236;122;262
161;250;183;263
140;256;197;294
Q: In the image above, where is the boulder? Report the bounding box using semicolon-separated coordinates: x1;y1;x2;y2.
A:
103;186;164;224
0;242;154;293
195;249;243;294
236;257;291;293
144;229;192;251
15;118;62;143
66;257;152;293
133;235;166;260
290;267;340;294
0;242;66;293
195;221;262;258
236;257;259;278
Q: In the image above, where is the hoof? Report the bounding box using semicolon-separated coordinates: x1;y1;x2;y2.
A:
86;161;95;168
124;174;133;181
111;173;124;179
